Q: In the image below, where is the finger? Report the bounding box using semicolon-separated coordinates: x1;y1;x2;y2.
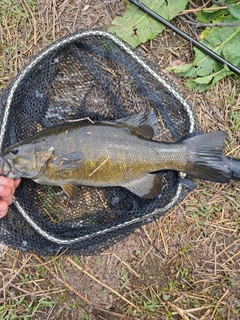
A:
0;185;13;205
14;178;21;188
0;176;15;189
0;200;8;218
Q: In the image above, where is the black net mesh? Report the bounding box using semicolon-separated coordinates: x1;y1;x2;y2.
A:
0;30;199;255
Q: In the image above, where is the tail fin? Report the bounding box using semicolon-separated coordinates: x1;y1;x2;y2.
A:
223;156;240;181
184;131;231;183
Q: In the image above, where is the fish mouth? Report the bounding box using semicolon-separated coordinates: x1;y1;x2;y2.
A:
0;157;14;178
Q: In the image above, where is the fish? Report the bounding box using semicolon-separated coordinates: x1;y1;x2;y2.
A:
0;111;234;199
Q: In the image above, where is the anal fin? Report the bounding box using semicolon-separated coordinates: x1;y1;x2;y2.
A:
123;174;162;199
61;184;75;199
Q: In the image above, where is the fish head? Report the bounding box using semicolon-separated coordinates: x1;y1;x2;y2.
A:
0;140;54;179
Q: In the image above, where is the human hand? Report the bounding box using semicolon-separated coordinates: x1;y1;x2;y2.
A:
0;177;21;218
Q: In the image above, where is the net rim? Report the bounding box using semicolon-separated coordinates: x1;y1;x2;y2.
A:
0;29;195;245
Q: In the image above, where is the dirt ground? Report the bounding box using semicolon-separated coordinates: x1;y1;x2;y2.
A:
0;1;239;319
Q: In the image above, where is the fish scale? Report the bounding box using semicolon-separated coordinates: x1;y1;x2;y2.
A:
0;111;234;199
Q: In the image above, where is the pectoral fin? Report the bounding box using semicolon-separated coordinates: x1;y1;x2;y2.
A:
123;174;162;199
61;184;75;199
51;151;85;171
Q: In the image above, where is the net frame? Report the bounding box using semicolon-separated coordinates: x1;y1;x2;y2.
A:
0;30;197;254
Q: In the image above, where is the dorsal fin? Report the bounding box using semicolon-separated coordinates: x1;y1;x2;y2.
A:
115;111;158;139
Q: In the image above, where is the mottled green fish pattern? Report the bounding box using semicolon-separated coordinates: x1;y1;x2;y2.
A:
0;111;231;198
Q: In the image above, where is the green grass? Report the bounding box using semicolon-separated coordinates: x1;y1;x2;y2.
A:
0;0;36;87
0;295;54;320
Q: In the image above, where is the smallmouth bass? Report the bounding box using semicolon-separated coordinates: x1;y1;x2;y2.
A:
0;111;234;198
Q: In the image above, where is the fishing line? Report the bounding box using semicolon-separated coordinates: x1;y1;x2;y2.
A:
129;0;240;77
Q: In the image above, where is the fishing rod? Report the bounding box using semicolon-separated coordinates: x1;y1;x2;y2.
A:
129;0;240;181
129;0;240;77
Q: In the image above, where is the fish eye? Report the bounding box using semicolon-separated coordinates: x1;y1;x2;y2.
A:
11;147;19;155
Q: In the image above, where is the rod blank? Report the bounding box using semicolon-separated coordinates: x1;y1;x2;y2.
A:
129;0;240;77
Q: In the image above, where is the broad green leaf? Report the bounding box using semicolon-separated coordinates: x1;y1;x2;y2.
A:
223;40;240;63
197;10;211;23
228;4;240;19
224;0;240;4
108;0;190;47
168;41;223;78
187;65;233;92
197;9;229;23
196;1;239;22
168;1;240;92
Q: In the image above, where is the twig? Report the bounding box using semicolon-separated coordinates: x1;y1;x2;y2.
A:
93;305;137;319
223;250;240;264
88;156;110;177
167;302;190;320
0;254;33;293
180;16;240;28
2;16;11;40
9;285;65;301
174;305;214;313
159;227;168;255
52;0;57;41
136;226;163;254
216;238;240;258
21;0;37;45
101;252;140;278
180;2;240;14
210;289;229;319
67;117;94;124
199;309;212;320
